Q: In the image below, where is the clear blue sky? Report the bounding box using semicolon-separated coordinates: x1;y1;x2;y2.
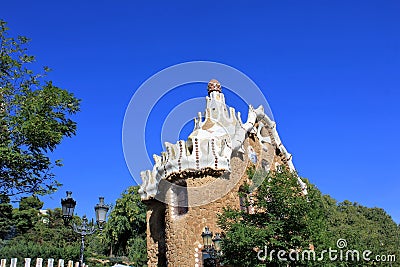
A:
2;1;399;223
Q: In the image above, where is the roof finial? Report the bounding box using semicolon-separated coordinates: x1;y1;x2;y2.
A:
207;79;221;95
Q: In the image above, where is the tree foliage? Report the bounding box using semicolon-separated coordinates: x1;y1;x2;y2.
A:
102;186;148;266
0;186;148;267
218;167;317;266
323;199;400;266
0;196;81;262
0;19;80;197
0;194;13;239
218;167;400;267
12;196;43;236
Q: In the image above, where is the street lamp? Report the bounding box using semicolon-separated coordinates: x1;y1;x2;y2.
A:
61;191;76;225
212;233;222;252
94;197;108;229
201;227;222;267
202;226;213;248
61;191;109;267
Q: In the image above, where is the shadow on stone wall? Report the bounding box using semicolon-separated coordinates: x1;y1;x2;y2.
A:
148;201;167;267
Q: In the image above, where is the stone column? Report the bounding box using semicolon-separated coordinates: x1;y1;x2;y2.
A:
67;261;73;267
0;259;6;267
36;258;43;267
57;259;64;267
47;259;54;267
10;259;17;267
24;258;31;267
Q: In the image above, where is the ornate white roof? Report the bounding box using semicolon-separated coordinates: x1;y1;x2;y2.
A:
139;80;306;200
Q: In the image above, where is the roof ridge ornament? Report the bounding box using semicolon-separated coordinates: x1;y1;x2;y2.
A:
207;79;222;95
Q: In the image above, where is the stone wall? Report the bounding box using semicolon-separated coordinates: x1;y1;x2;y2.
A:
146;200;167;267
145;134;286;266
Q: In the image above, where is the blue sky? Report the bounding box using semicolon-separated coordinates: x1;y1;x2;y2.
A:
1;1;399;223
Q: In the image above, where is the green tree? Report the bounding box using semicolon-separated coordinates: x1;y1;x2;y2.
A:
102;186;147;266
12;196;43;236
0;194;13;239
218;167;400;267
0;19;80;197
324;200;400;266
0;188;148;266
218;167;318;266
0;206;82;262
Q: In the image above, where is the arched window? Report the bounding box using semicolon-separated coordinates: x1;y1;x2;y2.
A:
173;181;188;216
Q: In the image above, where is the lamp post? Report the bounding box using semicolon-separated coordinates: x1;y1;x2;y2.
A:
201;226;222;267
61;191;109;267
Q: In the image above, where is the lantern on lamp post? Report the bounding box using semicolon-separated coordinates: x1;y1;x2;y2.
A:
94;196;108;229
212;233;222;252
61;192;109;267
201;227;223;267
61;191;76;225
201;226;213;248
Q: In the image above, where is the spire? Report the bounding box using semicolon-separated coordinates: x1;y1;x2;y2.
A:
207;79;222;95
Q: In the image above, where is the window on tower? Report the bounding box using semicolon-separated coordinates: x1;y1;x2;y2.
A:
173;181;188;216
